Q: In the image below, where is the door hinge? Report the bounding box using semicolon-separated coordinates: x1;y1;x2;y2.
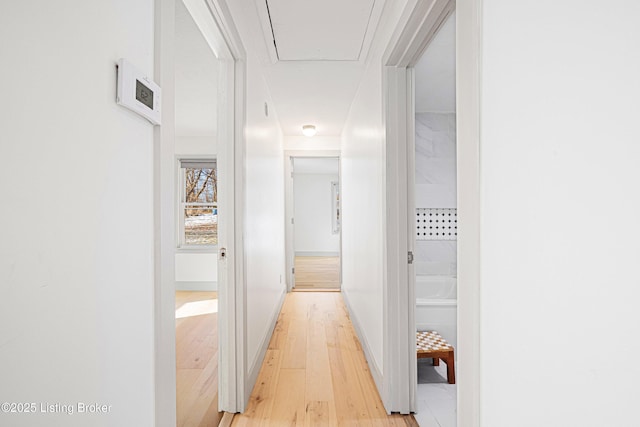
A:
408;251;414;264
292;267;295;274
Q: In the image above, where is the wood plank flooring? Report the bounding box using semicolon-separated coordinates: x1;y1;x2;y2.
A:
176;291;222;427
294;256;340;290
231;292;418;427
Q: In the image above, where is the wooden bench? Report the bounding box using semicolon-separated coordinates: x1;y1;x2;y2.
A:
416;331;455;384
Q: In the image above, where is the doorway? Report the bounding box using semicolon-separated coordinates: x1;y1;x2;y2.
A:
174;0;223;425
285;154;341;292
411;10;458;427
160;0;246;422
382;0;481;423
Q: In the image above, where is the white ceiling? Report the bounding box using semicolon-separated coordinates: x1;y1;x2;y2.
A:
415;12;456;113
174;1;454;139
232;0;385;137
265;61;366;136
174;0;219;137
267;0;375;61
293;157;339;175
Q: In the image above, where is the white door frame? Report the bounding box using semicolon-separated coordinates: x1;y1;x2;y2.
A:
284;150;341;292
153;1;178;425
382;0;481;423
202;0;248;412
154;0;248;422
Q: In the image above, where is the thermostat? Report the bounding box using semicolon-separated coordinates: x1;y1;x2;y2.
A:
116;58;162;125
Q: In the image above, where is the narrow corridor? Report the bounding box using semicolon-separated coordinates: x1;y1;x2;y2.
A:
294;257;340;290
232;292;417;426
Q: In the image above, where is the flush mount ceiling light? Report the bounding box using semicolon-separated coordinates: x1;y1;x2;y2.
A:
302;124;317;137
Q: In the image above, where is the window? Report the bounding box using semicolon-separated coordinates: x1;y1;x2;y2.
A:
179;159;217;247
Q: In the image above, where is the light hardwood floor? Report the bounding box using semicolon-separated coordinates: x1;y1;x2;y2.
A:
294;256;340;290
231;292;418;426
176;291;222;427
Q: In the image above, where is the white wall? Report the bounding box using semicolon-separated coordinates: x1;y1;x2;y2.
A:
175;253;217;290
479;1;640;425
225;0;287;401
0;2;155;426
174;0;219;137
175;135;217;156
283;135;341;151
414;112;457;276
243;51;287;386
293;173;340;255
414;12;456;114
341;60;386;379
340;0;409;380
415;113;457;209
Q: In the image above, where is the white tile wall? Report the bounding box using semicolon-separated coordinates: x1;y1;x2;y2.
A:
415;113;456;208
416;208;457;241
415;113;457;275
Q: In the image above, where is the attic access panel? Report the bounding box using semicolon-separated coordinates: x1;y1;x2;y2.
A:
266;0;375;61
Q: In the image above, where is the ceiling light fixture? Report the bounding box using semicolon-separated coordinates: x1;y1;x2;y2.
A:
302;124;317;137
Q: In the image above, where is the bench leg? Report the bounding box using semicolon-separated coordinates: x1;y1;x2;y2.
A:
446;352;455;384
433;358;440;366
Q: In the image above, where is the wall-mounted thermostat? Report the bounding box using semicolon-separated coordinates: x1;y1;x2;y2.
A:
116;58;161;125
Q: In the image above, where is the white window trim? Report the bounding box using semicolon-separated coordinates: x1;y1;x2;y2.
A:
176;156;218;252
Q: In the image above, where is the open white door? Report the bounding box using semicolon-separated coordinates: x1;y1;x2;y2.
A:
181;0;247;413
216;52;239;412
383;0;481;425
382;0;455;414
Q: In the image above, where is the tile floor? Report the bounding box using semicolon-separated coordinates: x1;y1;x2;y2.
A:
414;359;457;427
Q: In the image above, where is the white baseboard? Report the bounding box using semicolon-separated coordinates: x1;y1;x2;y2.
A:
341;290;384;392
245;288;286;405
175;281;217;291
295;251;340;257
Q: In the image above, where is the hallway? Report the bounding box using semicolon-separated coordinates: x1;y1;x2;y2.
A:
232;292;417;426
294;256;340;290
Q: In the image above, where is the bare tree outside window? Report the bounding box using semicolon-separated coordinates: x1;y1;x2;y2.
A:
180;159;217;246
